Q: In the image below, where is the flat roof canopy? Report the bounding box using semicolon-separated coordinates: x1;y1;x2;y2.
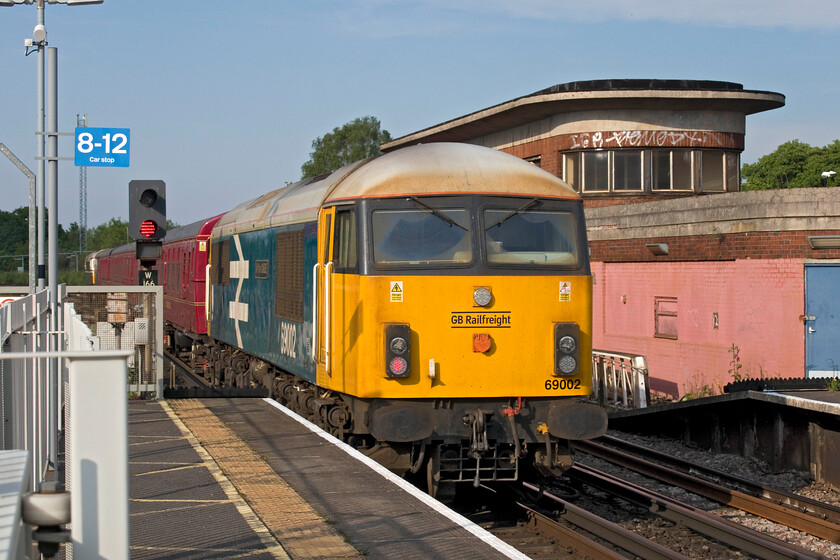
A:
382;79;785;152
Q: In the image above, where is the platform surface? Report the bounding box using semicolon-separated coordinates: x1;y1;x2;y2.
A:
129;398;521;559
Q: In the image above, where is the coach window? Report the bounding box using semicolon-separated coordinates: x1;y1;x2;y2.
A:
333;208;357;272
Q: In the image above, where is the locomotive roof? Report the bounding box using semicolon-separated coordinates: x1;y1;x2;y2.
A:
164;214;224;243
212;143;578;238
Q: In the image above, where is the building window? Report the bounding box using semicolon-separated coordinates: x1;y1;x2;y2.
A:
614;150;643;190
651;150;693;191
524;155;542;168
651;151;671;190
583;151;609;192
563;153;579;191
726;152;740;191
560;147;737;194
654;296;678;339
672;150;693;190
701;151;724;192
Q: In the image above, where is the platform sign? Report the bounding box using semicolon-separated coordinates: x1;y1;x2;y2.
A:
139;270;158;286
75;127;130;167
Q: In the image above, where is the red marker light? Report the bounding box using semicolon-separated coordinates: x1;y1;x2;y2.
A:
140;220;158;238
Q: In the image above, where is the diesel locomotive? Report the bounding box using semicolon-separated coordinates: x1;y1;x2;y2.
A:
93;142;607;495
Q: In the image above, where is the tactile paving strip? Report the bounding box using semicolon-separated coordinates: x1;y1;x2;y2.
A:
165;399;363;560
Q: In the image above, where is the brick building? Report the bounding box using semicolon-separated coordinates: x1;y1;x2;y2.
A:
384;79;840;397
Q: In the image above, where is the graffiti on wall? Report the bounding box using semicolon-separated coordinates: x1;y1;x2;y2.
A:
563;130;743;151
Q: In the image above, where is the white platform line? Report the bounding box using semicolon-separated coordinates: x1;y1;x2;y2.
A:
262;398;530;560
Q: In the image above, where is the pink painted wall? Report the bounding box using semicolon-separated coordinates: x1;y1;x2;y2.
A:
592;259;805;398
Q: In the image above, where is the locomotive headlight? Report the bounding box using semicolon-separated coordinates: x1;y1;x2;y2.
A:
557;355;577;375
558;335;576;354
473;287;492;307
385;324;411;378
389;337;407;355
553;323;580;376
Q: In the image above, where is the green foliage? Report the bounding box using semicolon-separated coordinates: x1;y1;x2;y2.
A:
86;218;131;251
741;140;840;190
728;343;744;382
0;207;30;271
681;372;718;400
301;116;392;179
826;378;840;392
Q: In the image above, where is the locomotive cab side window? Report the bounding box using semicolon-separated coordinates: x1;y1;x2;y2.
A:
333;207;358;272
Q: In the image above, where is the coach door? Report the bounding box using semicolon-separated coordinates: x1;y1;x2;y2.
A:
314;208;336;377
804;264;840;378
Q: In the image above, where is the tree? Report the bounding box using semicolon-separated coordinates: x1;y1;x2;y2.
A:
0;207;29;262
300;116;392;179
86;218;131;251
741;140;840;190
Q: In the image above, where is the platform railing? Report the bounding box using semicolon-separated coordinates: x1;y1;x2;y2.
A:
1;288;132;558
592;350;650;409
0;289;55;481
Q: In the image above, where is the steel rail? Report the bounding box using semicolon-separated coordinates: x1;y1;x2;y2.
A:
519;503;636;560
573;437;840;542
594;435;840;524
521;482;691;560
163;349;210;388
568;464;828;560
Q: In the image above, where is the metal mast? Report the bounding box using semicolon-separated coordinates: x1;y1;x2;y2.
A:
77;113;88;252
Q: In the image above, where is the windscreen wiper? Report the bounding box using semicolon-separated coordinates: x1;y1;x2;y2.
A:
409;197;467;231
485;198;540;230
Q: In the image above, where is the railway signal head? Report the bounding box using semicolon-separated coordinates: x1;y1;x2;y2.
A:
129;180;166;241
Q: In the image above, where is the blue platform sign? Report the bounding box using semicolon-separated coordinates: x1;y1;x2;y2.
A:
74;127;130;167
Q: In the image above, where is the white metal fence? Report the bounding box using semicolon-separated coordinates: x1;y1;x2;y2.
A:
0;285;162;559
592;350;650;409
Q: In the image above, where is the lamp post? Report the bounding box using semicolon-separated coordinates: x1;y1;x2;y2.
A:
822;171;836;187
1;0;103;477
1;0;103;291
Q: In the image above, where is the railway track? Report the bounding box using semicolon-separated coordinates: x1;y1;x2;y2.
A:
456;484;681;560
559;465;827;559
458;472;829;560
573;435;840;542
162;349;268;398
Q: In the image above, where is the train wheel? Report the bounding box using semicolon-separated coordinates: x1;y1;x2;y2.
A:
426;445;456;501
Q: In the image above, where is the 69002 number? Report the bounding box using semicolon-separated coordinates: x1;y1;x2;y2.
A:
545;379;581;390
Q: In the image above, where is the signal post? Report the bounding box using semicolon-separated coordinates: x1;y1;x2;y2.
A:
129;179;166;285
129;179;165;387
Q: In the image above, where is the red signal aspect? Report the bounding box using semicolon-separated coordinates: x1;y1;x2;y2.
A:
140;220;158;238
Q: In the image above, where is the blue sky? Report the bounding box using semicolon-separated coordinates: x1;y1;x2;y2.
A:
1;0;838;229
